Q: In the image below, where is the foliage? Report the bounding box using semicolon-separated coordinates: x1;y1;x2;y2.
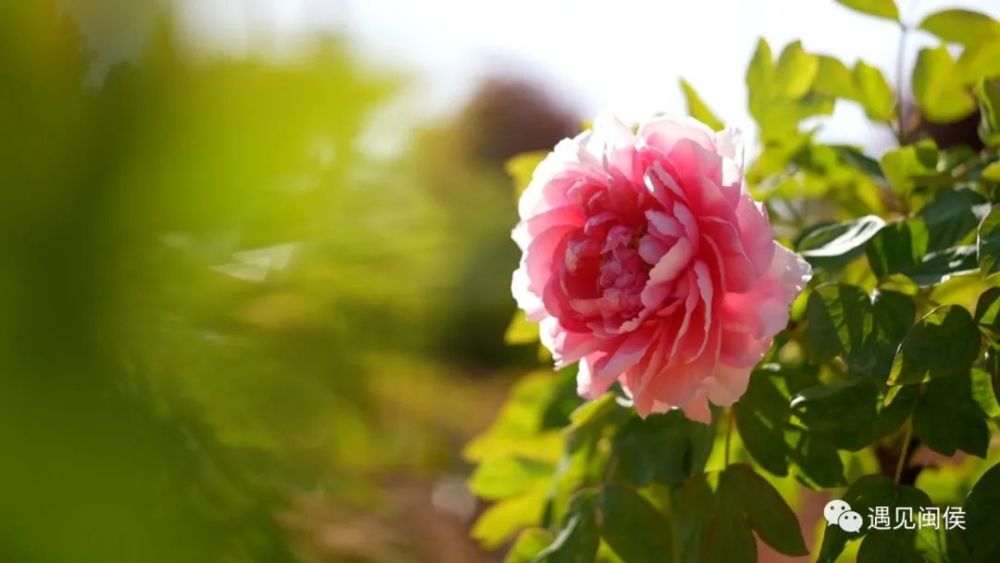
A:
469;2;1000;562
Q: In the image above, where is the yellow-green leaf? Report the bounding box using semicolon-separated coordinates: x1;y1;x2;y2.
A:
835;0;899;22
919;9;1000;47
679;79;724;131
957;38;1000;85
853;61;895;121
814;55;858;99
775;41;819;99
913;45;977;123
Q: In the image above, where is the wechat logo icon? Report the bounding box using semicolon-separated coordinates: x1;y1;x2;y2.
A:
824;499;863;533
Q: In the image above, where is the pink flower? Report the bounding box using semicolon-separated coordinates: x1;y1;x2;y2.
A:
512;115;810;422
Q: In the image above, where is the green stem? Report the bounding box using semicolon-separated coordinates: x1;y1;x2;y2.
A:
894;421;914;485
725;409;735;467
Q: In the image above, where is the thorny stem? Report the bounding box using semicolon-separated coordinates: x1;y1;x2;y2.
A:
895;421;914;485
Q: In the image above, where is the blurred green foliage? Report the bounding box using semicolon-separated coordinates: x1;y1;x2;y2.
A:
0;1;556;561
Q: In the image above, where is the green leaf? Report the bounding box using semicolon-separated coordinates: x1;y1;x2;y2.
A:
854;61;895;121
464;371;571;463
701;490;756;563
988;347;1000;406
835;0;899;21
817;475;931;563
470;456;555;500
889;305;981;385
978;79;1000;148
866;219;978;285
733;365;845;486
963;462;1000;561
674;476;713;563
957;39;1000;86
611;411;714;487
978;205;1000;275
506;151;547;197
971;367;1000;417
807;285;915;378
597;484;674;563
913;46;977;123
534;492;599;563
722;465;809;556
798;215;886;269
814;55;858;99
920;188;990;251
774;41;819;99
679;79;724;131
472;487;549;549
919;10;1000;47
506;529;554;563
974;287;1000;330
879;140;939;195
734;367;794;476
785;428;848;488
746;38;774;107
984;162;1000;182
792;379;883;451
914;375;990;457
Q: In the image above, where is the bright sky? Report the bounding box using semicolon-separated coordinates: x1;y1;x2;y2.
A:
71;0;1000;154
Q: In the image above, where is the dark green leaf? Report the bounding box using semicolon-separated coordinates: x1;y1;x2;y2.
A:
597;484;674;563
611;411;713;487
817;476;931;563
722;465;808;556
680;79;724;131
889;305;981;385
919;10;1000;47
866;219;977;285
913;46;977;123
978;206;1000;275
920;189;990;251
962;462;1000;562
835;0;900;21
807;285;915;377
701;493;756;563
854;61;895;121
913;375;990;457
534;493;599;563
674;476;713;563
734;367;794;476
792;379;880;450
786;429;847;488
857;485;935;563
733;365;844;486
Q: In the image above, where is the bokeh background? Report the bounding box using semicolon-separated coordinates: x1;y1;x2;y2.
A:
1;1;997;562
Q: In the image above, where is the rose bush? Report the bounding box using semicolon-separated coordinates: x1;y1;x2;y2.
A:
513;116;810;421
469;2;1000;562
